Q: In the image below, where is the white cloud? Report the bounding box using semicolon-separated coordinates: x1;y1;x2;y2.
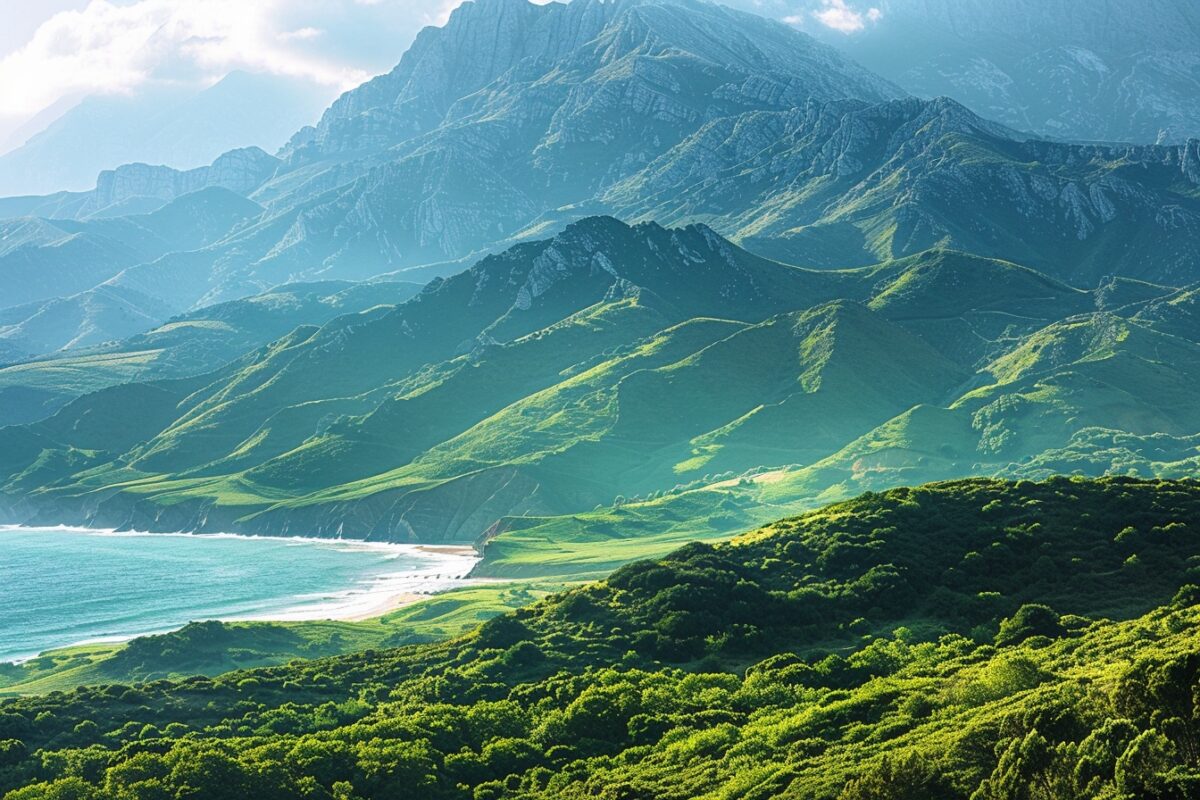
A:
281;27;325;42
0;0;877;140
811;0;882;34
0;0;466;126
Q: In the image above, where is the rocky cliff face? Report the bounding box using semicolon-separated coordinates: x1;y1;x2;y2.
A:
604;95;1200;284
288;0;895;162
88;148;281;215
204;0;901;292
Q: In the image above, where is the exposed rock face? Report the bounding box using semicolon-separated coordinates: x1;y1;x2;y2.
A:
288;0;896;160
89;148;281;214
604;95;1200;284
176;0;901;298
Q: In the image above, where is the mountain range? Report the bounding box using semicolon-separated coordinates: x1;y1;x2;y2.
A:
0;72;337;197
1;216;1197;555
1;0;1199;553
0;0;899;358
807;0;1200;144
0;0;1196;372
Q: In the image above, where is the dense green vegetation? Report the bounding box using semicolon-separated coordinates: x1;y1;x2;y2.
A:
4;478;1200;798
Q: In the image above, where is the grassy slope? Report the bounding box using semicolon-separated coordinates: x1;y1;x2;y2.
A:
0;280;422;427
474;304;1200;576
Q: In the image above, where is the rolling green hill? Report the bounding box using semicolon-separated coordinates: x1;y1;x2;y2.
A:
0;220;1195;549
0;280;421;427
0;218;874;536
4;479;1200;799
478;306;1200;578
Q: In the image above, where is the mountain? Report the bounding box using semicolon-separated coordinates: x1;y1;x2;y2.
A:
4;0;1200;367
0;147;281;222
0;279;422;427
0;188;268;362
288;0;898;163
7;479;1200;798
12;16;1196;343
0;0;904;363
0;188;262;314
607;95;1200;284
802;0;1200;144
0;218;901;535
11;0;897;313
0;72;335;197
1;217;1194;548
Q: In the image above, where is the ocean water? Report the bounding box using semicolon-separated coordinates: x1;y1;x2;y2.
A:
0;527;477;663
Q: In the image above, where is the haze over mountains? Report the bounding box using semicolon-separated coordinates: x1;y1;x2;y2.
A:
3;0;1199;368
1;0;1199;548
804;0;1200;144
0;72;338;198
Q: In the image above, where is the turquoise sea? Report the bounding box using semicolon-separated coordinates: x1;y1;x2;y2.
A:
0;527;477;663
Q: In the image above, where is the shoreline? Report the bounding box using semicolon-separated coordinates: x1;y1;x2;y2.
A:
0;523;479;552
0;527;483;664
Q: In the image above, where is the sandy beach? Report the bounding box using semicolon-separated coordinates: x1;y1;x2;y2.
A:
248;541;482;623
341;591;427;621
0;528;484;662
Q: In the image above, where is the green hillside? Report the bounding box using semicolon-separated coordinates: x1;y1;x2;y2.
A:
0;280;421;427
4;479;1200;799
0;221;1196;549
0;219;876;536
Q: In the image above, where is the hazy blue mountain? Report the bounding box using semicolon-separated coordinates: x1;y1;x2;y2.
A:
8;0;1198;368
0;279;421;427
803;0;1200;143
0;72;335;197
20;0;1195;346
606;95;1200;284
0;147;281;222
0;0;900;361
14;0;1194;332
0;188;262;315
245;0;898;275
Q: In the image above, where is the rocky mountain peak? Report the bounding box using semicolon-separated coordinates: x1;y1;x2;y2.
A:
89;146;279;214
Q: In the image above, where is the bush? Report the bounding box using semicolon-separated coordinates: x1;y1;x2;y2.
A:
995;604;1066;647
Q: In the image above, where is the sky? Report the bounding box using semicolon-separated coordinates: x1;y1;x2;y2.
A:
0;0;882;149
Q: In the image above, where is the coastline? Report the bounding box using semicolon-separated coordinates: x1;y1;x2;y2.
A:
0;527;482;664
240;543;481;624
